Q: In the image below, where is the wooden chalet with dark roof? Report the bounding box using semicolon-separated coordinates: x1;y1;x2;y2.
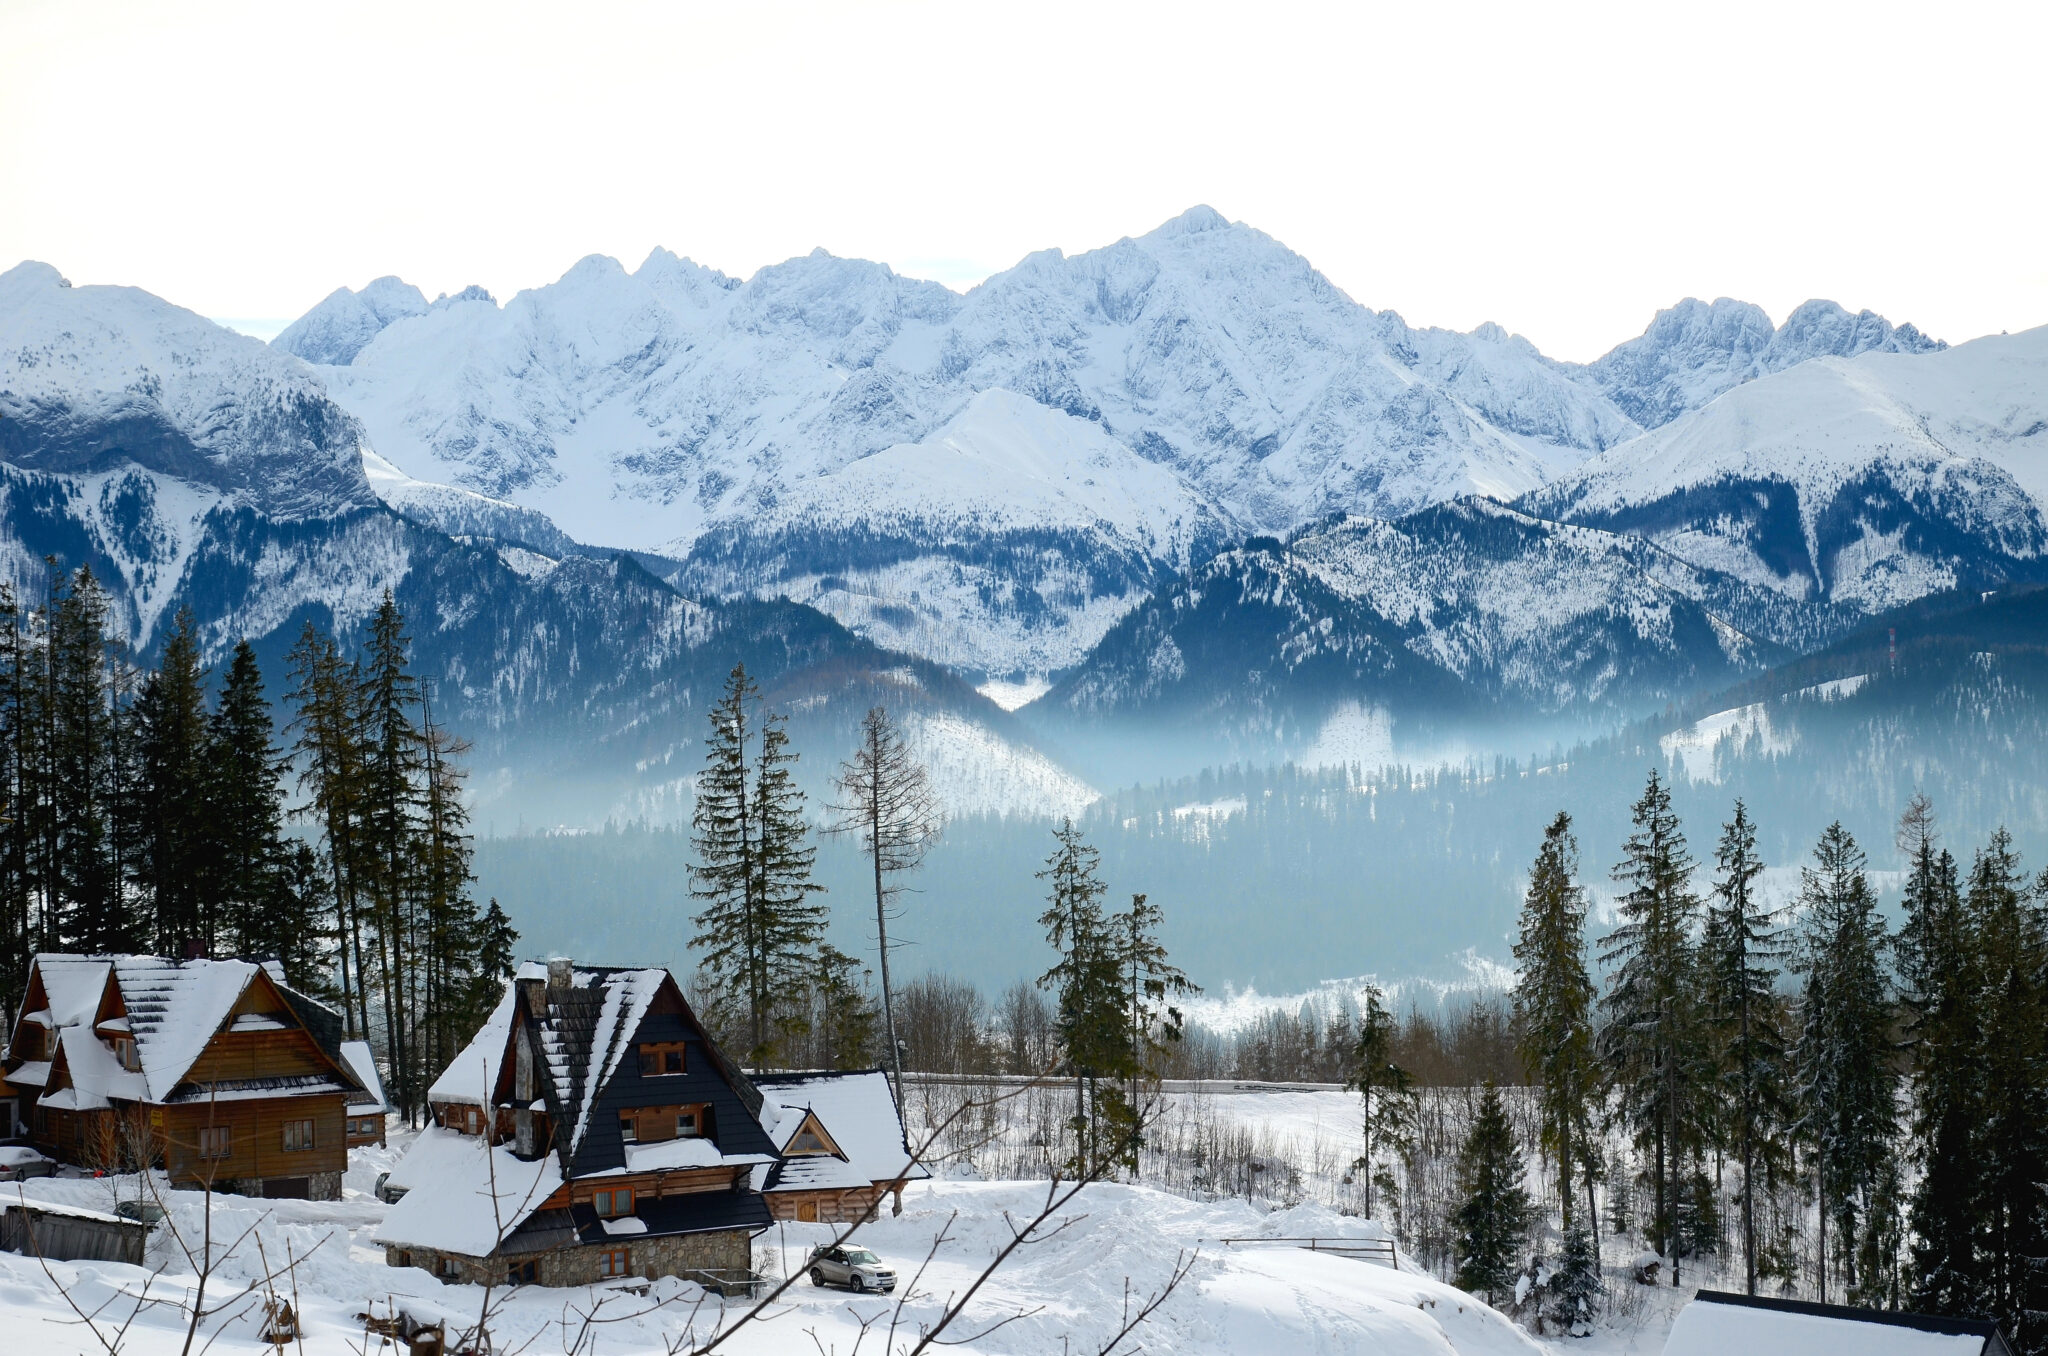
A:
3;953;369;1200
375;958;783;1290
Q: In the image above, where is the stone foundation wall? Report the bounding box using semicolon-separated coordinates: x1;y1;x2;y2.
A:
386;1229;754;1289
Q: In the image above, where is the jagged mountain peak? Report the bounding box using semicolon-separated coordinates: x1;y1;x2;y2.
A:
273;275;429;365
1;264;375;521
1583;293;1945;429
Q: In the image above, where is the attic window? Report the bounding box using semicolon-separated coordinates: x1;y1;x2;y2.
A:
675;1108;701;1139
110;1036;138;1070
637;1043;686;1076
593;1186;634;1217
619;1111;638;1144
788;1127;832;1155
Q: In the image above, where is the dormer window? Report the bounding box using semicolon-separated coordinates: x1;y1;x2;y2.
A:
109;1036;138;1071
637;1043;686;1076
593;1186;634;1217
788;1126;830;1155
619;1111;637;1144
675;1108;701;1138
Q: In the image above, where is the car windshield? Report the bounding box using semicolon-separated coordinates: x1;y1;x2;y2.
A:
843;1249;879;1265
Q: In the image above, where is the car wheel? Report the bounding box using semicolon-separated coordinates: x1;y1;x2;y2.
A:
810;1268;825;1287
850;1274;866;1294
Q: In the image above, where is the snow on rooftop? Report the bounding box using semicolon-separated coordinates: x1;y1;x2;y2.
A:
42;1027;146;1110
110;956;264;1100
1665;1295;1996;1356
339;1040;389;1113
428;983;513;1107
754;1071;929;1192
374;1125;564;1257
32;957;112;1027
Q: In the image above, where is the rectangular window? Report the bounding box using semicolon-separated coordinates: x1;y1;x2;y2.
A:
282;1119;315;1152
619;1111;637;1144
199;1126;232;1159
637;1043;686;1076
507;1260;538;1286
593;1186;634;1217
600;1248;630;1278
675;1108;700;1138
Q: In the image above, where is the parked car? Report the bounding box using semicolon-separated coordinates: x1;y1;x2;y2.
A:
0;1146;56;1181
808;1244;897;1293
114;1199;166;1225
373;1172;409;1204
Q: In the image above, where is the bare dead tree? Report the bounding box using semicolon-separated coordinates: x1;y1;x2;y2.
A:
830;706;941;1117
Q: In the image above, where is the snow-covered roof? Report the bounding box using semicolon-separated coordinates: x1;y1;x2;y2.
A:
339;1040;389;1114
1665;1291;2008;1356
31;957;113;1028
428;982;514;1107
40;1027;147;1111
109;956;265;1099
532;964;666;1161
752;1070;929;1194
373;1125;565;1257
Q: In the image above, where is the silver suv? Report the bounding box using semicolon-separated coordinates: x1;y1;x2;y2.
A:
808;1244;897;1293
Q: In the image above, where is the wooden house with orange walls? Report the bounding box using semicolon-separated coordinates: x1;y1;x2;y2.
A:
3;954;369;1200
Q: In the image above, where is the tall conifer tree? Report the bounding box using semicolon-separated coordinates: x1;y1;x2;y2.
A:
1598;769;1705;1282
1452;1080;1535;1302
1514;811;1599;1236
1793;821;1899;1306
1348;983;1416;1222
1702;800;1791;1296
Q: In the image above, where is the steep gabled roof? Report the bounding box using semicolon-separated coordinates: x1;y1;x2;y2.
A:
428;981;516;1108
338;1041;389;1115
40;1025;147;1111
111;956;265;1099
753;1070;929;1194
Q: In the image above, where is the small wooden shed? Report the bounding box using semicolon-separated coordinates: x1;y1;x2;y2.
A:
0;1198;150;1266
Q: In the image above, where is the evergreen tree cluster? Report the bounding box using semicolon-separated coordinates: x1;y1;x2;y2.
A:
0;572;515;1129
1508;772;2048;1351
0;568;329;1006
287;591;516;1121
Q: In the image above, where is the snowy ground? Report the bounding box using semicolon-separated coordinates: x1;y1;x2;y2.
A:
0;1139;1542;1355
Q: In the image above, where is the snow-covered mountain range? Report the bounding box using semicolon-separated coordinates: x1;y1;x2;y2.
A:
5;202;2044;802
0;260;1086;823
277;208;1980;679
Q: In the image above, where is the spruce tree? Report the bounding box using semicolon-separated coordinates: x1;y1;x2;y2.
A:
207;639;289;957
688;664;825;1066
1348;983;1415;1223
690;664;758;1041
749;709;826;1063
358;591;426;1115
50;567;123;950
1598;769;1705;1282
1792;821;1899;1307
136;609;212;954
1513;811;1599;1235
288;621;372;1039
1547;1222;1601;1335
1452;1080;1535;1302
1037;818;1131;1172
1897;798;1985;1316
1702;800;1791;1296
1118;890;1198;1141
1963;829;2048;1345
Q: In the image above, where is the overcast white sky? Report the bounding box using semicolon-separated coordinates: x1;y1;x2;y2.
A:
3;0;2043;360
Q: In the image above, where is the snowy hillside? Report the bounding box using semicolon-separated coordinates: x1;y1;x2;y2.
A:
1034;498;1777;759
272;275;431;366
675;389;1239;674
0;260;376;523
1529;327;2048;618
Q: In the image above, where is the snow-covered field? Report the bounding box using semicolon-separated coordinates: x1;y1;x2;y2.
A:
0;1138;1543;1355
